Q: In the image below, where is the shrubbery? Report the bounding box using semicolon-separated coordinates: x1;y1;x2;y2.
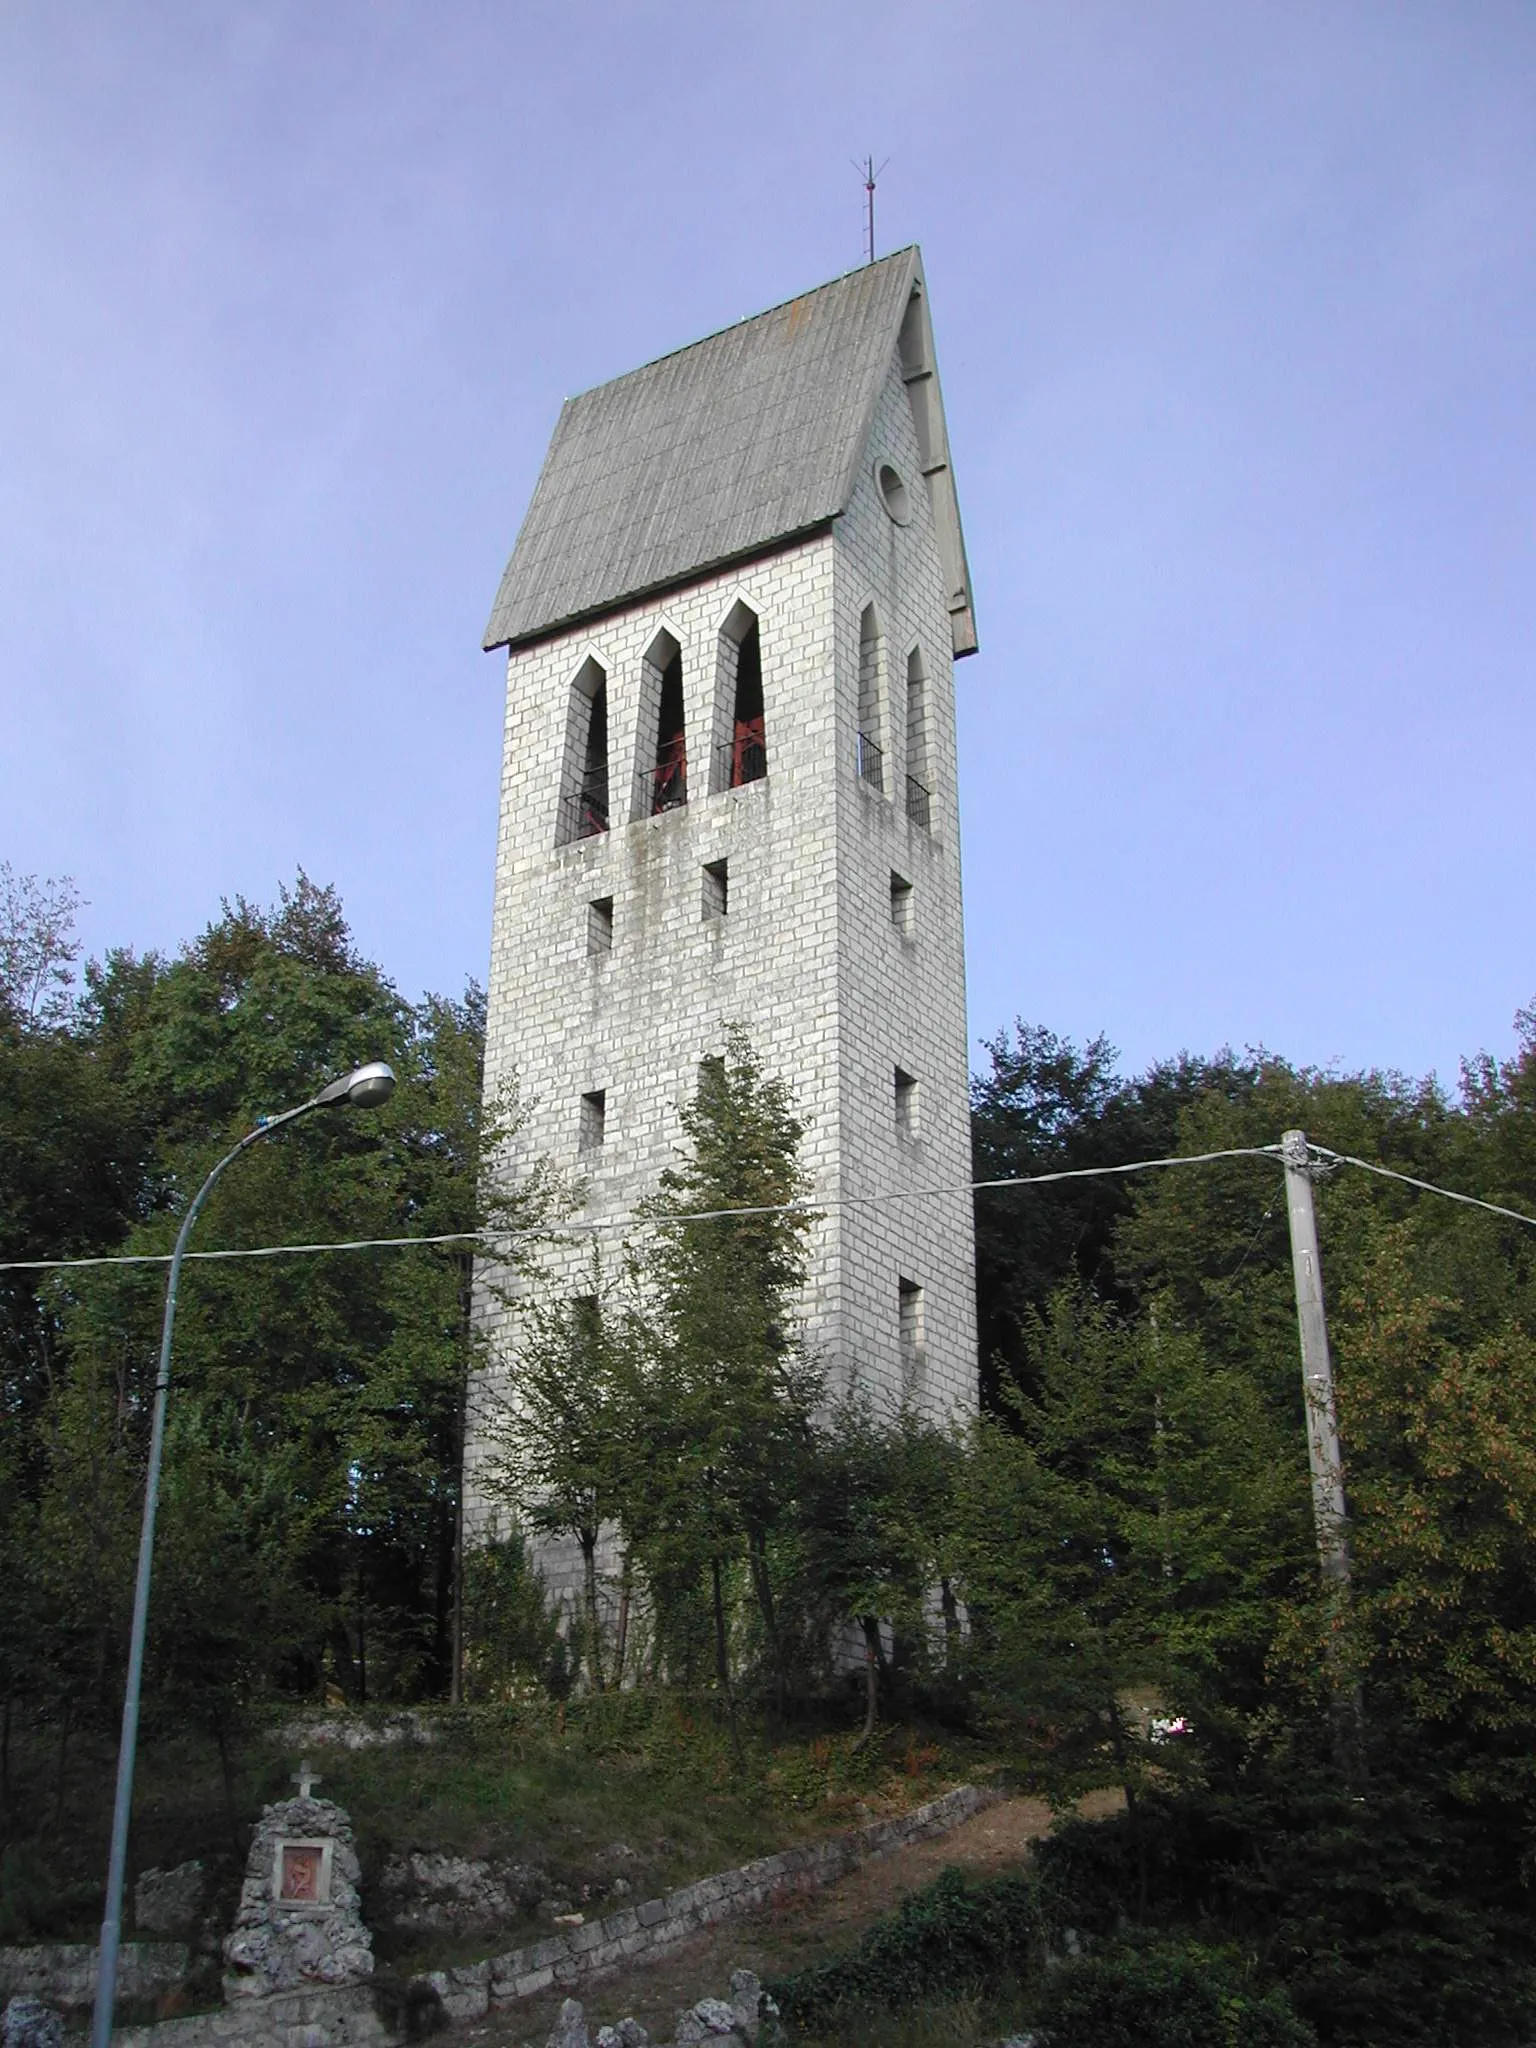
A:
1030;1937;1314;2048
772;1866;1038;2026
775;1770;1536;2048
770;1864;1313;2045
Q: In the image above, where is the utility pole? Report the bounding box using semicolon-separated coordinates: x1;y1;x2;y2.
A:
1281;1129;1365;1777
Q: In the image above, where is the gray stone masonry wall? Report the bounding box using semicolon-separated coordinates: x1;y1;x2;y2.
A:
467;333;978;1610
424;1781;1004;2021
831;352;976;1419
113;1983;390;2048
0;1946;189;2012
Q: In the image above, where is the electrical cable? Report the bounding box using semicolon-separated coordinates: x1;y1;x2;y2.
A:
0;1145;1282;1272
1307;1144;1536;1234
4;1139;1530;1273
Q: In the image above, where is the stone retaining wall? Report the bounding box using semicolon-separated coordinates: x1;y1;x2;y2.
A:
426;1781;1005;2021
20;1780;1001;2047
0;1944;190;2011
113;1983;390;2048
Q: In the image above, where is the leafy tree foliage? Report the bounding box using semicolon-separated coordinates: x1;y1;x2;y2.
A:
0;864;84;1029
482;1269;643;1691
10;846;1536;2039
481;1028;826;1704
958;1013;1536;2042
794;1394;964;1738
970;1023;1264;1400
0;871;553;1808
957;1294;1307;1811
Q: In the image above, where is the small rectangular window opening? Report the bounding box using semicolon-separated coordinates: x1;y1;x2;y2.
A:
702;859;728;920
895;1067;918;1139
579;1089;606;1152
588;897;614;955
899;1278;926;1389
890;873;914;936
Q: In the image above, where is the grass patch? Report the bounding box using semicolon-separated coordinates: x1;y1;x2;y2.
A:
790;1987;1028;2047
0;1694;999;1959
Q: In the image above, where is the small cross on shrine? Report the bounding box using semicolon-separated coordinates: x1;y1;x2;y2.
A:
292;1759;322;1799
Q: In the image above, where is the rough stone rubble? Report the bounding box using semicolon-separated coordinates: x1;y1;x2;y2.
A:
222;1793;373;2000
542;1966;779;2048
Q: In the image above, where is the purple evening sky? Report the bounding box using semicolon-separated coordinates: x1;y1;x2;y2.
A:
1;3;1532;1088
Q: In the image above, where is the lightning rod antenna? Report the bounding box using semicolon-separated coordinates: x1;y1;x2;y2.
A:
853;154;891;265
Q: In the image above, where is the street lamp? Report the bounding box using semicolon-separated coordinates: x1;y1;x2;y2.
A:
90;1061;397;2048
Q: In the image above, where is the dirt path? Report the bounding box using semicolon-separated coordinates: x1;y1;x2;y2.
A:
463;1790;1121;2048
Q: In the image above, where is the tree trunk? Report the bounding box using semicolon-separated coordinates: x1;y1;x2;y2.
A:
939;1577;960;1669
581;1529;605;1692
852;1617;880;1750
52;1704;71;1827
449;1251;473;1706
747;1529;784;1715
449;1476;465;1706
711;1554;743;1761
214;1715;241;1855
1106;1696;1148;1916
613;1551;632;1688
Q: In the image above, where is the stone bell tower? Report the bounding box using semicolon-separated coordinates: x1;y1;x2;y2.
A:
468;248;979;1522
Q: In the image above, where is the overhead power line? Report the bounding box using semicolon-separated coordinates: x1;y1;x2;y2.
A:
1306;1144;1536;1233
1;1139;1532;1275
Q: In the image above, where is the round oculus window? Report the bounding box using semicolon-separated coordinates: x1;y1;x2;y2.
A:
875;460;912;525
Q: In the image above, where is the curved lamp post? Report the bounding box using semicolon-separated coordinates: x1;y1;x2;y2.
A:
90;1062;397;2048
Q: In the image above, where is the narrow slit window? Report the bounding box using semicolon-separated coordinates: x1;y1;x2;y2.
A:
856;604;886;792
899;1278;926;1391
904;646;931;829
894;1067;918;1139
587;897;614;955
702;859;728;920
712;601;768;789
654;644;687;812
579;1089;606;1152
890;872;914;936
557;659;609;844
633;629;688;819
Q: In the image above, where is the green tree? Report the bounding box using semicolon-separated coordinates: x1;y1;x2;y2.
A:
482;1265;642;1691
956;1290;1308;1810
0;864;84;1029
970;1023;1263;1401
482;1029;819;1702
31;875;551;1741
0;872;151;1815
629;1028;820;1706
796;1396;964;1739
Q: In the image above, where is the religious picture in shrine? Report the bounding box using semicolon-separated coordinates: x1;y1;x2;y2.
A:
276;1840;331;1907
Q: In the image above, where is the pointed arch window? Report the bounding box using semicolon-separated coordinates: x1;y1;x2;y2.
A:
904;645;932;829
856;604;886;792
634;628;688;817
711;601;767;791
556;657;609;844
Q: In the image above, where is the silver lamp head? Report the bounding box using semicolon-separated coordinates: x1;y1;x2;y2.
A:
343;1060;396;1109
316;1060;397;1110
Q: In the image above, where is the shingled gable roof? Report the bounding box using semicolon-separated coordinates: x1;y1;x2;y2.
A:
483;246;977;658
